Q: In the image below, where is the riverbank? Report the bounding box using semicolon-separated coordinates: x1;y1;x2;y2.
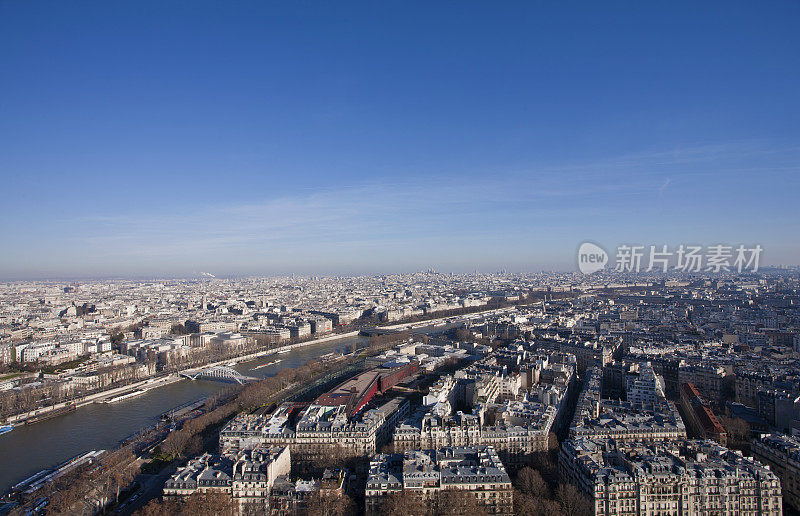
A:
0;299;532;501
0;333;368;495
179;330;360;374
2;305;511;427
3;330;361;427
377;305;517;331
4;374;184;426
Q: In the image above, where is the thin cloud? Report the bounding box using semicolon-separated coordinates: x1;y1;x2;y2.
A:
4;140;798;277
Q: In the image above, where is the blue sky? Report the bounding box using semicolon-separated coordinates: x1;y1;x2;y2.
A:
1;1;799;279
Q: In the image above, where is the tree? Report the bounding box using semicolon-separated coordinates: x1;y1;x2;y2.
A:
110;453;140;503
185;434;204;457
47;478;86;515
275;368;297;387
317;445;354;470
547;431;560;451
436;489;487;516
170;323;190;335
514;490;565;516
303;491;357;516
454;328;473;342
136;498;183;516
239;499;269;516
718;415;751;451
182;491;237;516
556;484;591;516
380;490;429;516
161;429;190;458
515;467;549;499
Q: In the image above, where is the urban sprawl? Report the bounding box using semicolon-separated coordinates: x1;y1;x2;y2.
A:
1;269;800;515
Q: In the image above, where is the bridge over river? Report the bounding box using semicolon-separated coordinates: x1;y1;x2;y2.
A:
179;365;258;384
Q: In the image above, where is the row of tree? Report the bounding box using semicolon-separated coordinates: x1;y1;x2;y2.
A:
138;489;359;516
513;466;592;516
26;446;141;515
0;361;156;420
160;349;368;460
373;478;591;516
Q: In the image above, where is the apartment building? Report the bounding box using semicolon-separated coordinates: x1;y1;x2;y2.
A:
365;446;512;515
560;438;783;516
752;433;800;511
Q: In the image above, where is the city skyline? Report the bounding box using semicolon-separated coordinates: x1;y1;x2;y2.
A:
2;2;800;279
3;4;800;514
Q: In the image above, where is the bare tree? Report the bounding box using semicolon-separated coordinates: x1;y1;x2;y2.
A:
454;328;473;342
436;489;487;516
718;415;751;451
239;499;268;516
380;490;429;516
135;497;183;516
515;467;549;499
514;490;566;516
304;490;357;516
161;429;190;458
110;454;140;503
556;484;591;516
182;491;237;516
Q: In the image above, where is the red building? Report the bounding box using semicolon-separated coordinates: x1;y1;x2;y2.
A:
315;362;419;416
680;382;727;446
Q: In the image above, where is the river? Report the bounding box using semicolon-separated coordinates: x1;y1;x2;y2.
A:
0;334;368;494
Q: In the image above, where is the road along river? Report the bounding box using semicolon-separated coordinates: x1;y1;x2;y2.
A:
0;334;367;494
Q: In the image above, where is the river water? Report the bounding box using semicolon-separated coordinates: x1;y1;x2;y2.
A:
0;335;367;494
